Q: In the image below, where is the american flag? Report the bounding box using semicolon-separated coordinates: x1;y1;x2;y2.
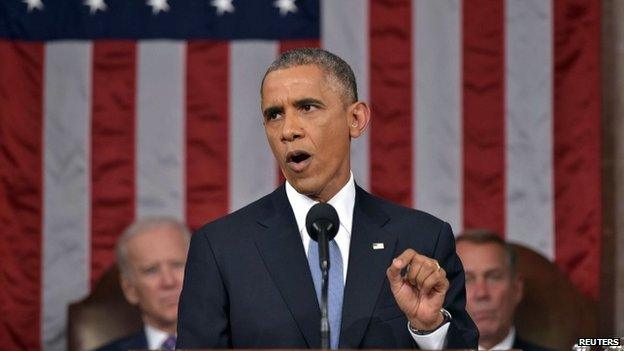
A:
0;0;601;350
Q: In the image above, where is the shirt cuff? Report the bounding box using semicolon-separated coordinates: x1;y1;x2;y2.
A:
408;321;450;350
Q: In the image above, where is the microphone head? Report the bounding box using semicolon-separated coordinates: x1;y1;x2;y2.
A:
305;203;340;242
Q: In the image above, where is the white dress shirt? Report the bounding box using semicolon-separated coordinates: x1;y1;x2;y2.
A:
285;172;449;349
479;327;516;350
144;323;173;350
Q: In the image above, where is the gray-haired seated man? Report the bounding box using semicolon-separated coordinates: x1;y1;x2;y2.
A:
95;217;190;351
456;229;553;351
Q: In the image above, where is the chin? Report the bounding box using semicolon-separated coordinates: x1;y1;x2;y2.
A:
476;324;500;338
158;314;178;325
288;178;317;195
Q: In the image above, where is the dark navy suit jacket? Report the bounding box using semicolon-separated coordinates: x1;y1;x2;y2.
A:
94;329;146;351
513;336;554;351
177;185;478;349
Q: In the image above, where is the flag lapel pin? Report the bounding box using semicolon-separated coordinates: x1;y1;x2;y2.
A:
372;243;384;250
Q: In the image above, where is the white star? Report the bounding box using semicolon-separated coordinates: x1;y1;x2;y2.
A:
147;0;170;14
211;0;234;16
274;0;297;16
23;0;44;12
84;0;107;14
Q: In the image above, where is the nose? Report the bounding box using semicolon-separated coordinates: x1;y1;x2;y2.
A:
472;277;490;300
159;267;178;288
281;112;304;142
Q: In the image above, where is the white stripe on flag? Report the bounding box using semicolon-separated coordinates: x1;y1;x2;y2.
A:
136;41;186;219
229;42;278;212
321;0;370;191
413;0;463;232
42;42;91;351
505;0;554;258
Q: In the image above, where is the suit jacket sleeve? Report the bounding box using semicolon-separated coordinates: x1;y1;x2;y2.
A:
433;222;479;348
177;230;231;348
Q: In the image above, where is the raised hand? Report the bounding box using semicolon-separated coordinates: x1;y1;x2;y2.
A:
386;249;449;331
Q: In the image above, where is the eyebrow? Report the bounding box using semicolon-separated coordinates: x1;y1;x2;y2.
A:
465;267;507;275
293;98;325;109
262;98;326;119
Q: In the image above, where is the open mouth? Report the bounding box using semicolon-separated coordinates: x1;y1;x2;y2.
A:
286;150;312;172
288;151;310;163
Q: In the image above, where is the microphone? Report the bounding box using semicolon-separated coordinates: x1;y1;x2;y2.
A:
305;203;340;349
306;203;340;270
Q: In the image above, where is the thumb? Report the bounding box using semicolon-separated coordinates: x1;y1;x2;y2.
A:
386;258;406;288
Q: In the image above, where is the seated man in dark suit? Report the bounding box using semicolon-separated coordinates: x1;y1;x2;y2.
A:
178;48;477;349
95;217;190;351
456;229;552;351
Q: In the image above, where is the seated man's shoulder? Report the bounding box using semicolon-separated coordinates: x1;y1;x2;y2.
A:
93;330;146;351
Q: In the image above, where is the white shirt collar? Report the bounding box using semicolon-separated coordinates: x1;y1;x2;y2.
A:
285;172;355;237
285;172;355;282
144;323;174;350
479;327;515;350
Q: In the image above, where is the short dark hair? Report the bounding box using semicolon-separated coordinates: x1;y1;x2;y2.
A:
261;47;358;104
456;228;518;276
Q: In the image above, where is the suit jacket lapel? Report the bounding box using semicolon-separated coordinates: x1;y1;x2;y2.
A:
120;329;148;350
340;186;398;348
253;186;321;348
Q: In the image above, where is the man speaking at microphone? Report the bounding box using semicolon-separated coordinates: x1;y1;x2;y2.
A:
177;48;478;349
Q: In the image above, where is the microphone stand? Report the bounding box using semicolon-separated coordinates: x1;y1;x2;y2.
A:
314;222;331;349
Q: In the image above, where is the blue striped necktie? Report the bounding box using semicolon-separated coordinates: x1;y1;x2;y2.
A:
308;238;344;349
161;334;176;350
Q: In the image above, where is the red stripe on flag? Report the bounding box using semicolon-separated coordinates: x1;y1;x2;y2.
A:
90;41;137;286
186;41;230;230
369;0;413;207
0;40;44;351
273;40;322;186
553;0;602;300
462;1;506;236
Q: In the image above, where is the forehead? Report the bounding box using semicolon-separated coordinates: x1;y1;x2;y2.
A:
261;65;334;102
457;242;509;271
126;226;187;261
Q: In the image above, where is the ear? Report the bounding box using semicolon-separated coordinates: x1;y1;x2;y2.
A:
120;273;139;305
348;101;371;139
